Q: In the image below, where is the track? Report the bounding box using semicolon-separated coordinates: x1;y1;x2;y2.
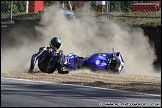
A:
1;77;161;107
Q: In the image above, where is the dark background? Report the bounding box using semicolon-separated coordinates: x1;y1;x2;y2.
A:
1;20;161;68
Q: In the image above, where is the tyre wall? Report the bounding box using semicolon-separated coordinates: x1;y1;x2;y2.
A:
139;25;161;67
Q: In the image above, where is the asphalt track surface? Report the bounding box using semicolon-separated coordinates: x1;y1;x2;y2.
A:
1;78;161;107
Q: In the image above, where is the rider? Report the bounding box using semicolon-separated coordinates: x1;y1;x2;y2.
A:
28;36;69;74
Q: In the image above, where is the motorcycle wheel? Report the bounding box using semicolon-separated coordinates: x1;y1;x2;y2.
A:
75;57;84;69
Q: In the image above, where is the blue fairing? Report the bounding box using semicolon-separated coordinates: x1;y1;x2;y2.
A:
64;51;124;72
85;53;114;70
64;53;79;70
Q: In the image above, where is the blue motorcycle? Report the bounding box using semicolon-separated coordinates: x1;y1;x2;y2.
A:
64;48;125;73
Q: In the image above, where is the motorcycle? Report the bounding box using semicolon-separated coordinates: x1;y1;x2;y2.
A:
64;48;125;73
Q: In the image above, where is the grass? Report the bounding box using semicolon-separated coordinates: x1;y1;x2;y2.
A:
94;10;161;25
109;17;161;25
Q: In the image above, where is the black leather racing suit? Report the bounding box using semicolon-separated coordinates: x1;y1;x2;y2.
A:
29;47;66;74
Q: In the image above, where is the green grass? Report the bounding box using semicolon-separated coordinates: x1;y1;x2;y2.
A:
109;17;161;25
101;10;161;25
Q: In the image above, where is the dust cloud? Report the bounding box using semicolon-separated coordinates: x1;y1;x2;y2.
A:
1;5;160;76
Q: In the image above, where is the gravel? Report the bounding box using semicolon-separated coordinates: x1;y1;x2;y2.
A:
1;69;161;95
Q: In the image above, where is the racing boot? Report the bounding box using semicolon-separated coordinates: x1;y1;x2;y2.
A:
58;64;69;74
58;63;69;74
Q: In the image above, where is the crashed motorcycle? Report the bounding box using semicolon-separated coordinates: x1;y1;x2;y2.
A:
64;48;125;73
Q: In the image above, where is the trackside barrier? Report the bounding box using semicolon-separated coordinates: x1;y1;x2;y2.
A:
130;3;160;12
28;1;44;13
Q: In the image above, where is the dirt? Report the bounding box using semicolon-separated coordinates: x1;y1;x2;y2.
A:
1;70;161;95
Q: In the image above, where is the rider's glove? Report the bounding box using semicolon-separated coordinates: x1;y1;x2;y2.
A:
51;51;59;61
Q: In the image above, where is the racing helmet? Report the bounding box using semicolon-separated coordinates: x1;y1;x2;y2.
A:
49;37;62;50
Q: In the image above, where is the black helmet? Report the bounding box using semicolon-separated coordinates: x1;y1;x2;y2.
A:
49;37;62;50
